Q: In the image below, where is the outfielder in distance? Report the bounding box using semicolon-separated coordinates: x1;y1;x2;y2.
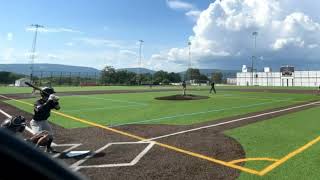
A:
209;81;216;94
30;87;60;153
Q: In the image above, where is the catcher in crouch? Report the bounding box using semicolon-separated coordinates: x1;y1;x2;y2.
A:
30;87;60;153
1;116;51;148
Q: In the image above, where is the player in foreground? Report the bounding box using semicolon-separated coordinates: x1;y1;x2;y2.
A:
30;87;60;153
1;116;52;148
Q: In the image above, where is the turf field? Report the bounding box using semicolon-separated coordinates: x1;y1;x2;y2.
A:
1;86;320;179
226;106;320;179
0;85;317;94
5;90;318;128
0;85;177;94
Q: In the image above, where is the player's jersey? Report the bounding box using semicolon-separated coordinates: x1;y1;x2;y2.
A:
33;99;59;121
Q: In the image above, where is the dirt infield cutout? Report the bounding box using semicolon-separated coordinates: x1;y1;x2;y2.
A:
155;94;209;100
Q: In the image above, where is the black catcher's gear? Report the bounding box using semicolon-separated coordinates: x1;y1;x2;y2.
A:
40;87;56;98
1;116;26;133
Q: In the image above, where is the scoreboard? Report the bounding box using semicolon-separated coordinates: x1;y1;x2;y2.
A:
280;66;294;76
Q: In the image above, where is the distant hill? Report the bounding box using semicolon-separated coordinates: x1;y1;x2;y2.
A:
0;64;100;76
117;68;156;74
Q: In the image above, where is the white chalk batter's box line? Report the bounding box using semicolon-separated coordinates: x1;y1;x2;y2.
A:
71;141;155;171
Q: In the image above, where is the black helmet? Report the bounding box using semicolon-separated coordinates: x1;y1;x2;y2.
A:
1;116;27;133
41;87;56;98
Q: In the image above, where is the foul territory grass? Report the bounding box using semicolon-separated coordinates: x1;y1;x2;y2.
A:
5;90;319;129
225;106;320;179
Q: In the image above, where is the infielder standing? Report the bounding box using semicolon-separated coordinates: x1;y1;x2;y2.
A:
182;81;187;96
30;87;60;153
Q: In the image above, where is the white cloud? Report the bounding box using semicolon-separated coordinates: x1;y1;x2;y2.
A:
272;37;305;50
151;0;320;71
47;54;60;60
7;33;13;41
65;42;74;46
166;0;201;20
185;10;201;19
26;27;82;33
77;37;123;48
308;44;319;49
119;50;137;56
166;0;194;10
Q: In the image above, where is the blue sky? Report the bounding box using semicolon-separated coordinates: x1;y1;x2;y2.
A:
1;0;320;72
0;0;212;71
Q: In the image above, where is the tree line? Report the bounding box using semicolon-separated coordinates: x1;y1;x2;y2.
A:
100;66;182;85
100;66;224;85
0;67;224;86
0;72;25;84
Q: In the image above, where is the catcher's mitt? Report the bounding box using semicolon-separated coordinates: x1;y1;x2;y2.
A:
27;131;50;147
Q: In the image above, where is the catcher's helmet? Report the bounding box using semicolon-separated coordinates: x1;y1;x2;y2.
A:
41;87;56;98
1;116;27;133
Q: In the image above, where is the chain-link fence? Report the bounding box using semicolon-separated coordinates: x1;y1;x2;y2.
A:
31;71;100;87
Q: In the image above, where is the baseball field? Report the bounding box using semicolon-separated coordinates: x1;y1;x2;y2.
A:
0;85;320;179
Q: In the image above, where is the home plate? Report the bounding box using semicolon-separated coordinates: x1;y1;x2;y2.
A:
65;151;91;158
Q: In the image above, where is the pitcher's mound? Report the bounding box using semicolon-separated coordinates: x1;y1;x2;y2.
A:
155;94;209;101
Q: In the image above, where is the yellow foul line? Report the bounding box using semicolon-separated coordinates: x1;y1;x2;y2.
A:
0;95;260;175
259;136;320;176
229;158;279;165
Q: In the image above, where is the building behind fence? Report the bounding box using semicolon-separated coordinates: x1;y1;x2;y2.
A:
237;69;320;87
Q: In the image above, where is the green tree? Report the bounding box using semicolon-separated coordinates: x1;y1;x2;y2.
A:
0;71;24;84
153;70;169;85
168;72;181;83
100;66;116;85
212;72;223;84
186;68;201;81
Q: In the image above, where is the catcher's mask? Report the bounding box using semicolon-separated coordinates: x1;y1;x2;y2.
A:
1;116;27;133
41;87;56;98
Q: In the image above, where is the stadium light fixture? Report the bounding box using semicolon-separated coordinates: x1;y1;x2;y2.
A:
29;24;44;83
138;40;144;85
251;31;258;86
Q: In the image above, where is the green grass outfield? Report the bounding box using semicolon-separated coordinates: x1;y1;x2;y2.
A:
5;90;319;129
0;85;179;94
226;106;320;179
0;85;318;94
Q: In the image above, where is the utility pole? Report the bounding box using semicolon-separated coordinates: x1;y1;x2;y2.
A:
251;31;258;86
29;24;44;83
138;40;144;85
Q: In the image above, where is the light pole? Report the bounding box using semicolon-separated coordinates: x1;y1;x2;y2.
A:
251;31;258;86
29;24;44;83
138;40;144;85
188;41;191;82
